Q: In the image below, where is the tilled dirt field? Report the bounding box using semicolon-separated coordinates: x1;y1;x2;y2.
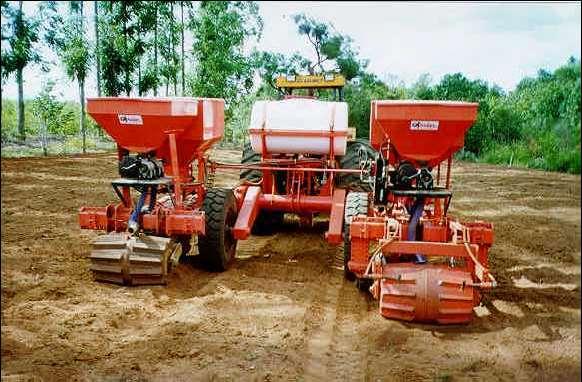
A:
1;148;580;381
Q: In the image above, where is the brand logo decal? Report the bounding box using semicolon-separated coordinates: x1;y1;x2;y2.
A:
410;120;439;131
118;114;143;125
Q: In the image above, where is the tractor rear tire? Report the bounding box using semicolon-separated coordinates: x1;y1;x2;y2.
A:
198;188;238;272
343;192;369;281
240;141;262;183
336;138;377;192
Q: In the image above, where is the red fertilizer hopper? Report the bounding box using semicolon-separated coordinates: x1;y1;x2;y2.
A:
370;100;478;168
79;97;238;285
87;97;224;178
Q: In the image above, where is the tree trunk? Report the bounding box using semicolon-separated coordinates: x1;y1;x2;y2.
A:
80;79;86;154
171;3;177;96
180;1;185;96
165;8;170;97
80;3;87;153
154;4;158;96
16;68;25;142
123;3;130;96
94;1;101;97
138;60;142;96
41;120;48;156
94;1;103;137
16;1;25;142
137;16;141;96
173;71;177;97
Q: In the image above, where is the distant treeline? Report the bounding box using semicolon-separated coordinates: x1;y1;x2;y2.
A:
1;1;580;173
230;57;581;174
3;56;579;174
351;57;581;174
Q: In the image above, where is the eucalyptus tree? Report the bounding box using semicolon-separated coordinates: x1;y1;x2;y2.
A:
189;1;262;141
93;1;192;98
94;1;101;96
190;1;262;103
42;1;92;153
31;80;64;156
97;1;141;96
1;0;40;141
292;13;366;80
157;1;180;96
134;1;187;97
179;1;193;95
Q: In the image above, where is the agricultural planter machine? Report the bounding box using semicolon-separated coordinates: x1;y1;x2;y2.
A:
79;97;237;285
344;100;497;324
213;75;497;324
79;76;496;324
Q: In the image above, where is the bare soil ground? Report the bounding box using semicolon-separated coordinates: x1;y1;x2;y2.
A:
1;148;580;382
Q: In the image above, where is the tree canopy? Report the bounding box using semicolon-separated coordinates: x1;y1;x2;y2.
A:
0;4;579;173
1;0;40;141
189;1;262;106
292;13;366;80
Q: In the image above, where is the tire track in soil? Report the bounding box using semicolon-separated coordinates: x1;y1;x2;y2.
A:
328;281;373;381
301;267;373;381
302;276;340;381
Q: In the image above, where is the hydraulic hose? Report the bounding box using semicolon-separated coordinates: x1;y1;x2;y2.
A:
128;187;149;234
407;198;427;264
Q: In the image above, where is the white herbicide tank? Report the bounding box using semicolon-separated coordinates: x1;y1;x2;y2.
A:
249;98;348;155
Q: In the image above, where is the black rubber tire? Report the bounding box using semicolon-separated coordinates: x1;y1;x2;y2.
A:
356;277;372;292
240;141;262;183
198;188;238;272
343;192;369;281
239;140;285;235
336;138;377;192
240;140;287;193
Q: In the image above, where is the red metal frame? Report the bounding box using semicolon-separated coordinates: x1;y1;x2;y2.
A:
214;124;356;244
79;139;208;237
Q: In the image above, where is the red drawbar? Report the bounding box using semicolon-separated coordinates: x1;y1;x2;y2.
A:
259;194;332;213
233;186;262;240
325;188;346;245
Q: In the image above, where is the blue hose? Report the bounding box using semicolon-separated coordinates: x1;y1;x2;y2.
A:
407;198;427;264
128;188;149;234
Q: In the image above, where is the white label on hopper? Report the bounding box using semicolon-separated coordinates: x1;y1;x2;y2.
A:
410;120;439;131
118;114;143;125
